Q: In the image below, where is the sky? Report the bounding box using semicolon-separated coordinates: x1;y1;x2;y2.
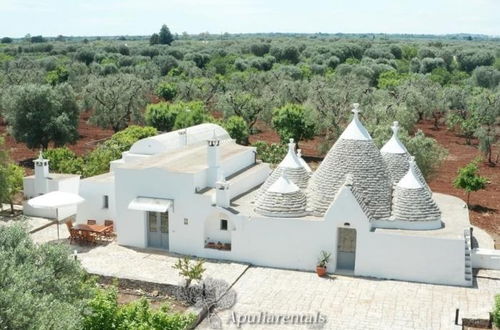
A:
0;0;499;37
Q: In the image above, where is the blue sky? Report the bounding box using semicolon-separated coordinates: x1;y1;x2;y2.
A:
1;0;499;37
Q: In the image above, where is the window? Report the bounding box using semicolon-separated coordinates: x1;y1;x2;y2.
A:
184;218;189;225
220;219;228;231
103;195;109;209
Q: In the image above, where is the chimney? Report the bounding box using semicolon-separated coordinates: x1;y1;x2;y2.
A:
178;128;187;146
33;150;49;195
215;170;230;207
207;130;220;187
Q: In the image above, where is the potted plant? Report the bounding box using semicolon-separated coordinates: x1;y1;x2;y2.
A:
316;251;331;277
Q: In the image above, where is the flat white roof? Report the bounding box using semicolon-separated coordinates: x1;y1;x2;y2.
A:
121;141;253;174
82;172;115;183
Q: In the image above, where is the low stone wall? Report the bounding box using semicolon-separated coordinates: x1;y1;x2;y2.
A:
462;315;492;329
92;273;179;297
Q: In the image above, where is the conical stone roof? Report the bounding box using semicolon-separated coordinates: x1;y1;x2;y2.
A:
381;121;429;189
255;171;308;217
297;149;312;173
307;104;392;219
256;139;310;201
391;158;441;222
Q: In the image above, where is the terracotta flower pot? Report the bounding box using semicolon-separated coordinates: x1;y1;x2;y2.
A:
316;266;327;277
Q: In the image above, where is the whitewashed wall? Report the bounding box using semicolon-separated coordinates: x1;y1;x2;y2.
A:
472;249;500;270
171;187;470;287
77;178;115;225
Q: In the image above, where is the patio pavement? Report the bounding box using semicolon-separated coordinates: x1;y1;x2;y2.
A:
199;267;500;330
0;205;53;233
30;223;248;287
30;222;500;330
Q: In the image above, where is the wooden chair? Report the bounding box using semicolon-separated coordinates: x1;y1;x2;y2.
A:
87;219;97;225
65;220;76;244
103;220;115;239
66;220;84;244
81;230;96;245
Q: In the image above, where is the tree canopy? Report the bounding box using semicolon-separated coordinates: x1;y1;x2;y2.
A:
158;25;174;45
453;159;488;205
84;74;149;132
3;83;79;149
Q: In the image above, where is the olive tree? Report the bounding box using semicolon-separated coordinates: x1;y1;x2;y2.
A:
218;91;267;132
306;74;373;145
3;83;79;149
0;224;94;329
84;74;149;132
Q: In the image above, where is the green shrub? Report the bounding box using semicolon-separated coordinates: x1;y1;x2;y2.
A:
82;126;157;177
145;102;179;132
83;286;196;330
252;141;287;165
172;257;206;288
0;224;94;329
493;294;500;328
453;158;488;205
155;82;177;101
271;103;316;146
171;101;214;130
405;130;448;180
43;147;78;173
223;116;249;145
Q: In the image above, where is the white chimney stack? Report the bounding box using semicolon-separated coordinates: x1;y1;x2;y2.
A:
33;150;49;195
215;170;230;207
207;130;220;187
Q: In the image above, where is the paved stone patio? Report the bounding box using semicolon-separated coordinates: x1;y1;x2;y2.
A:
30;223;248;287
200;267;500;330
0;207;53;233
29;222;500;330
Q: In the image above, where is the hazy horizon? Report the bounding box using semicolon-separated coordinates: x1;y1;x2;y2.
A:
1;0;499;38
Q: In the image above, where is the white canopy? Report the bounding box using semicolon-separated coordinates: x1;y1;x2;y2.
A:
27;191;84;241
28;191;85;209
128;197;172;213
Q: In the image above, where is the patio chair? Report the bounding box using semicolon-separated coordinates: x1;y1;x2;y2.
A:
65;220;76;244
103;220;115;239
87;219;97;225
81;230;96;245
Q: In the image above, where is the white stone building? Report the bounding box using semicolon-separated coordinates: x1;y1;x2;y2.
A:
75;113;498;287
23;152;80;219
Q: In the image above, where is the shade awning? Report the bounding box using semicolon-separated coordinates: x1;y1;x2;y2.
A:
128;197;172;213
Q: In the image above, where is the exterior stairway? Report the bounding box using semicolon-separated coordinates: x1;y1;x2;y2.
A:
464;229;473;286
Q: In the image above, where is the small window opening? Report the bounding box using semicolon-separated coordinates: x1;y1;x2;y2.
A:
220;219;228;231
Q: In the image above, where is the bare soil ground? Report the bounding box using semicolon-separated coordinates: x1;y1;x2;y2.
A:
116;289;188;313
418;121;499;247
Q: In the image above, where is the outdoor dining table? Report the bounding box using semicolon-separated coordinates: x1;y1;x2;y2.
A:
74;224;109;233
73;224;111;243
